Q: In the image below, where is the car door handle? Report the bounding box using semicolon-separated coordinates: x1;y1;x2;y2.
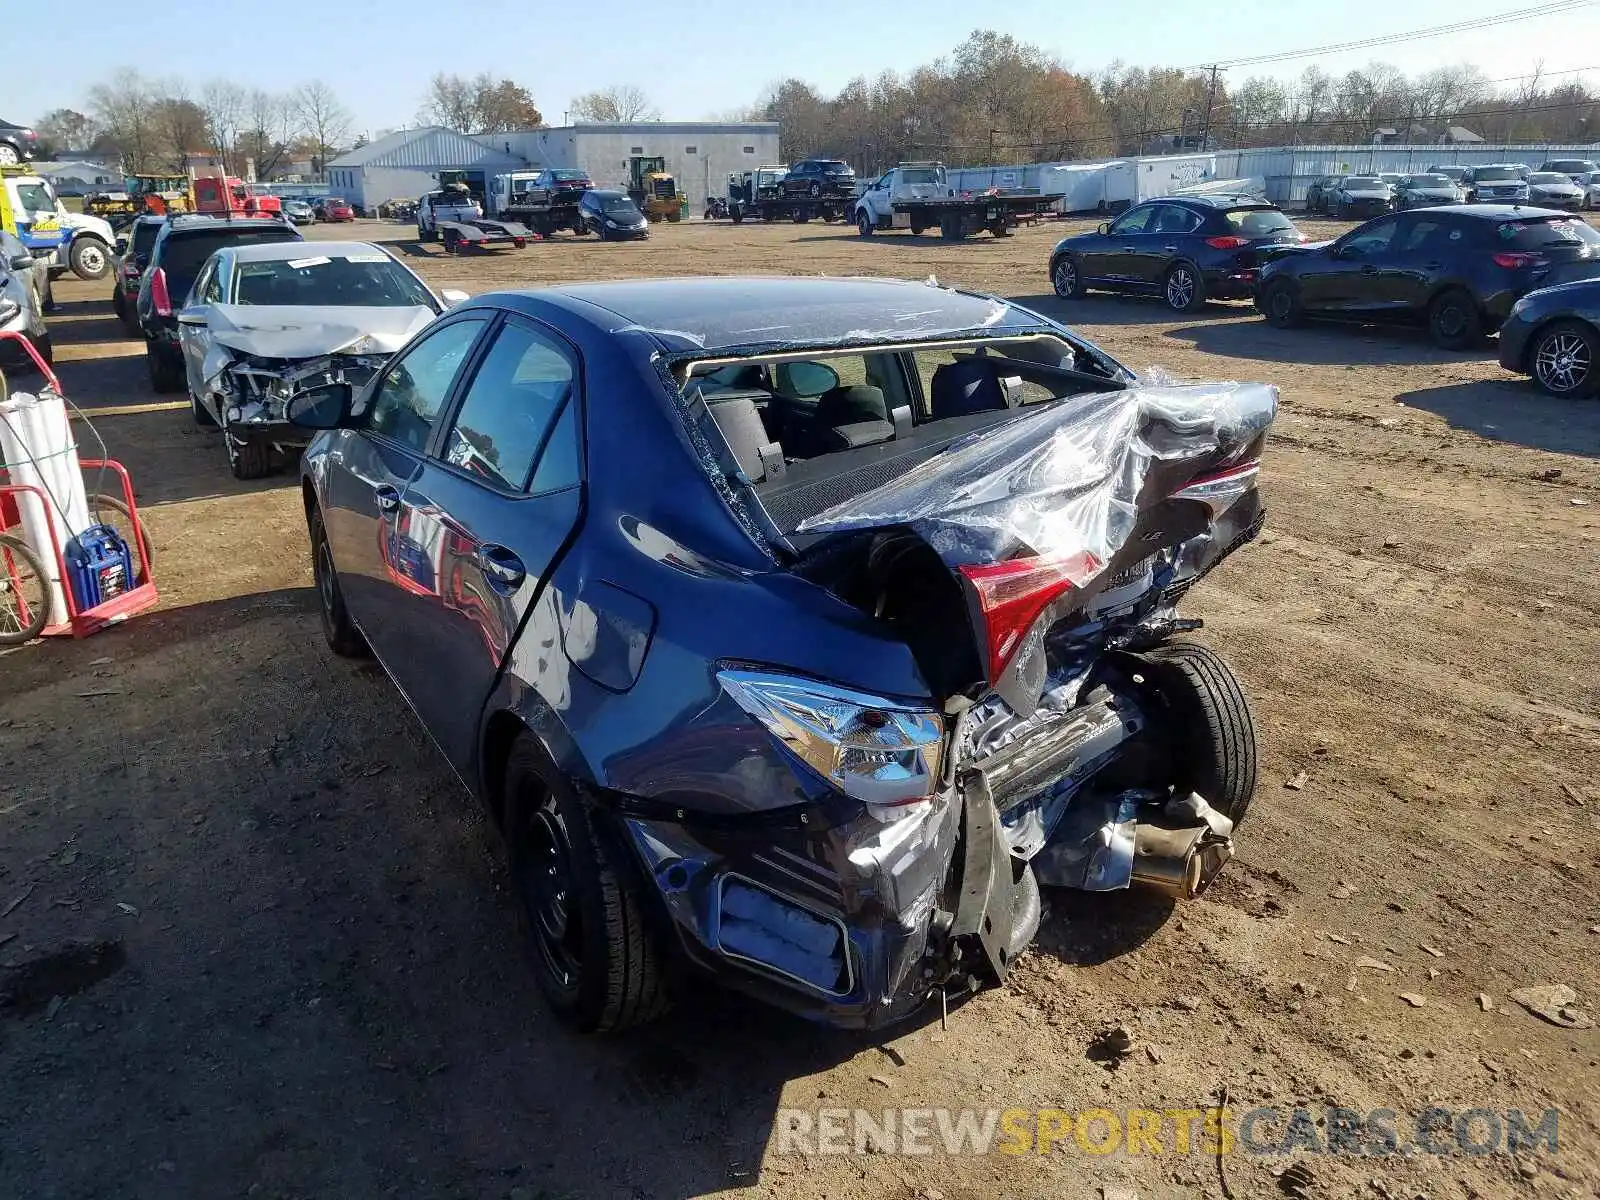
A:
1121;245;1138;252
1361;265;1379;274
1163;245;1178;252
475;544;525;591
1424;261;1444;269
374;485;400;514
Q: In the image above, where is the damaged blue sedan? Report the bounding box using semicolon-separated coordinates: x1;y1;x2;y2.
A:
287;276;1276;1031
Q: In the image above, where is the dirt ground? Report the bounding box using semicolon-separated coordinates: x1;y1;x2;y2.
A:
2;214;1598;1200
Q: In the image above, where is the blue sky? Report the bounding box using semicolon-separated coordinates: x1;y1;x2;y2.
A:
11;0;1600;136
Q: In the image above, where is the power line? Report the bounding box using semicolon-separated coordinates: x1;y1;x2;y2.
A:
1200;0;1593;69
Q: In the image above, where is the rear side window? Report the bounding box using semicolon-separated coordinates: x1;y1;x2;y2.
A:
1225;208;1296;237
441;319;579;493
1491;217;1600;250
131;223;160;257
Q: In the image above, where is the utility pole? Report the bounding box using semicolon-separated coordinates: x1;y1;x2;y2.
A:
1200;64;1225;149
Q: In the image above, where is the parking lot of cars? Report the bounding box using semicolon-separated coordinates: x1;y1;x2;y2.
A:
3;210;1599;1199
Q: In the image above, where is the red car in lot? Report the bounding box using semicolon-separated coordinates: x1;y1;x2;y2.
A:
317;197;355;223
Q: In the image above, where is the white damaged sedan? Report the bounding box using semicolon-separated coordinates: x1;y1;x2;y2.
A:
177;240;467;478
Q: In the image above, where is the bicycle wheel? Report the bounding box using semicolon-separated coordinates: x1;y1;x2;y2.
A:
89;492;155;572
0;534;50;644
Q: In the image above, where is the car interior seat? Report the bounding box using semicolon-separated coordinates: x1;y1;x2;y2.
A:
814;384;894;452
703;390;785;483
929;358;1010;421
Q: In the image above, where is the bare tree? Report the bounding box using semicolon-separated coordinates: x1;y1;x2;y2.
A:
153;86;210;172
292;79;353;175
200;81;246;174
569;85;659;123
88;69;160;173
240;89;294;179
421;72;477;132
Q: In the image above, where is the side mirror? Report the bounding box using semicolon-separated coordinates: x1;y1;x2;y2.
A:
8;254;34;271
0;298;20;325
133;254;149;271
177;308;208;327
115;236;129;255
285;383;353;430
440;288;469;307
1097;222;1110;235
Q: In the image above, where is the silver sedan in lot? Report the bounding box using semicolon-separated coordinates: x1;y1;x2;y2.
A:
1526;172;1587;211
0;229;51;369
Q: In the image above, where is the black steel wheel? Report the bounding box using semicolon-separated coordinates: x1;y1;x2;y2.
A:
1427;288;1484;350
1529;320;1599;397
1259;278;1304;328
310;505;368;657
503;736;669;1032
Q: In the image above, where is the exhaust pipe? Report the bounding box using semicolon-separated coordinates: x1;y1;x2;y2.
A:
1130;823;1234;900
1129;792;1236;900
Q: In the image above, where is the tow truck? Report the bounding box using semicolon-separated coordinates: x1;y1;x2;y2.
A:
854;162;1061;239
417;185;532;253
722;165;851;224
485;170;586;237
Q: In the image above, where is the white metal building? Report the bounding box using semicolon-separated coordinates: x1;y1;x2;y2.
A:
501;123;781;202
325;126;523;212
326;122;781;213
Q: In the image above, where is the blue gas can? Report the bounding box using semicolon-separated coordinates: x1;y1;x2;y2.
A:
65;524;135;611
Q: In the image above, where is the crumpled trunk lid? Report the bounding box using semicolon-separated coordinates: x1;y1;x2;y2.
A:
794;382;1277;710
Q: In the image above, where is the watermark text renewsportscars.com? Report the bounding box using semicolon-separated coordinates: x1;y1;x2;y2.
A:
773;1106;1561;1158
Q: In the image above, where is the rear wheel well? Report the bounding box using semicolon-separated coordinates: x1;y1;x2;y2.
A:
301;480;318;523
481;709;533;828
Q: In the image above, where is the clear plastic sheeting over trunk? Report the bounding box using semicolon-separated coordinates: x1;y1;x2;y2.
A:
795;382;1278;575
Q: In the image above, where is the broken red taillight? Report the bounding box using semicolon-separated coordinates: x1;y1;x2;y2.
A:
958;552;1102;681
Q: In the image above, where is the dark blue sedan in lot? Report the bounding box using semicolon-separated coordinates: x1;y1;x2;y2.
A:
284;276;1276;1033
1049;194;1305;312
1498;276;1600;396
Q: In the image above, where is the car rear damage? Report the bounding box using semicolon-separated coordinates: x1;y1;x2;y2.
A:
614;336;1275;1027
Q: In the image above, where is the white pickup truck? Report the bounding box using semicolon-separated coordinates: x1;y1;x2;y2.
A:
855;162;1062;240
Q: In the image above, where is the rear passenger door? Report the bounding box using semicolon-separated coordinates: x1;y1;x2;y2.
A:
1136;204;1200;284
380;314;585;776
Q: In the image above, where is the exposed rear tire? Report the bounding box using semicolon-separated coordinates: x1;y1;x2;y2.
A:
503;737;670;1032
1428;288;1483;350
310;505;368;658
1136;640;1258;825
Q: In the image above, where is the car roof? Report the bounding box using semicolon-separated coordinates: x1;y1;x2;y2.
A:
1426;203;1574;219
220;240;388;263
1157;194;1274;210
586;189;627;198
480;276;1053;355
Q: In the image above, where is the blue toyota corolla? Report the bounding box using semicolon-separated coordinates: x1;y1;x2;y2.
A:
288;276;1276;1032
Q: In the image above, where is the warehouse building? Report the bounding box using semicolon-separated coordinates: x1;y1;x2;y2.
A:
326;121;781;212
324;126;523;213
502;122;781;203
